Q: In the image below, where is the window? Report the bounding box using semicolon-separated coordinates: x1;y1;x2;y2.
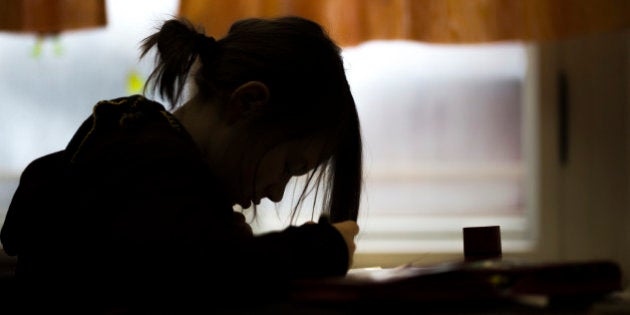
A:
0;0;179;229
350;41;533;254
248;41;534;257
0;0;534;263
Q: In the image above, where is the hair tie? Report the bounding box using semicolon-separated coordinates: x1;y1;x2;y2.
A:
195;33;218;57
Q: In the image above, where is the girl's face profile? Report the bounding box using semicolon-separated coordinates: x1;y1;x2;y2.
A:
234;137;327;209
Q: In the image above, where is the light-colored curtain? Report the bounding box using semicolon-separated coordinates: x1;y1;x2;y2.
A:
179;0;630;46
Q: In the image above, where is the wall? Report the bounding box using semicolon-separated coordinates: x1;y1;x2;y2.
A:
535;29;630;286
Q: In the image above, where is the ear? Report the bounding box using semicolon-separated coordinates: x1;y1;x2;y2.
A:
225;81;270;125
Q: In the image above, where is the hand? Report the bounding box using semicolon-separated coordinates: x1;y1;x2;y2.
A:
331;220;360;268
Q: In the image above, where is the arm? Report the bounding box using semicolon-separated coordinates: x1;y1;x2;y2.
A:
93;127;352;283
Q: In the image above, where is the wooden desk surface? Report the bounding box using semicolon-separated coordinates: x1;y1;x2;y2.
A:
279;259;628;315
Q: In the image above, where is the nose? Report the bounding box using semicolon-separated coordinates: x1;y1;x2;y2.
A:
266;183;286;202
266;177;291;203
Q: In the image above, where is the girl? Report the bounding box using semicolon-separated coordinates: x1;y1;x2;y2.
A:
1;16;362;312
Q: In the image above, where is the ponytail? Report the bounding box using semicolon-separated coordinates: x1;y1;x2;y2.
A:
140;18;217;108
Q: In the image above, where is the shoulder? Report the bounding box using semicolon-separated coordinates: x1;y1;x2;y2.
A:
66;95;198;165
21;150;66;180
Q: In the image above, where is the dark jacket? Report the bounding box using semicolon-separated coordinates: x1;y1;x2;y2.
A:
0;95;348;312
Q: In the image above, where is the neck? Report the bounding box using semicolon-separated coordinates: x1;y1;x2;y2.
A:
172;98;224;157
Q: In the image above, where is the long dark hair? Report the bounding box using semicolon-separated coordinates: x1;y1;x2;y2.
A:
140;16;362;222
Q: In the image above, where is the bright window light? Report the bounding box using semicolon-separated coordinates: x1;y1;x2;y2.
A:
0;1;534;256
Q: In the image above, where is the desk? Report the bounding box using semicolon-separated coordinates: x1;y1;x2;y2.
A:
276;259;628;315
0;249;626;314
240;295;630;315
